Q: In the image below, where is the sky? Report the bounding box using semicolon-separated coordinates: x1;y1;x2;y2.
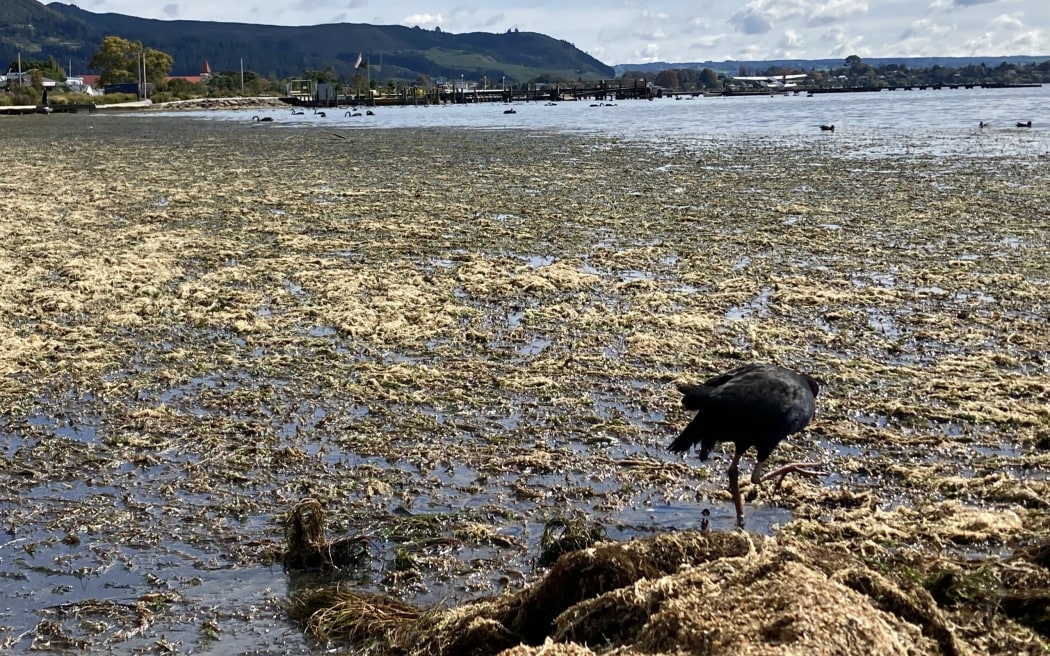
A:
55;0;1050;65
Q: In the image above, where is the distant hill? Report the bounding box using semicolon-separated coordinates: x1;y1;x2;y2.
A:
0;0;615;82
615;56;1050;77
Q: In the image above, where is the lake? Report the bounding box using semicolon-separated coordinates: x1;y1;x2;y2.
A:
149;84;1050;158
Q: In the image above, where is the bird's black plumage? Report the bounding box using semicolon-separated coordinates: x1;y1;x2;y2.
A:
669;363;818;467
669;363;820;523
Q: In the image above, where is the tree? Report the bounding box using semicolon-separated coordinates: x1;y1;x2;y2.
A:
654;69;680;90
89;36;173;86
144;49;174;86
302;66;338;84
7;56;65;82
350;72;369;97
699;68;719;88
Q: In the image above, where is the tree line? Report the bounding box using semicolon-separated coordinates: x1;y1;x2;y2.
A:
621;54;1050;92
7;41;1049;106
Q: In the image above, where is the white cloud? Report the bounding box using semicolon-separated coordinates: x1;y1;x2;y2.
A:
820;25;870;57
66;1;1050;65
730;8;775;35
962;25;1046;54
990;12;1023;30
634;43;662;63
690;33;726;49
806;0;870;27
294;0;337;11
778;29;804;53
931;0;1001;10
402;12;446;29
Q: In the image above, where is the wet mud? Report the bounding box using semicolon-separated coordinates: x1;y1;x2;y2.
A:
0;114;1047;654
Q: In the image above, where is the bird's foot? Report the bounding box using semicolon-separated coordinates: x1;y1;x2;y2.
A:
759;461;827;492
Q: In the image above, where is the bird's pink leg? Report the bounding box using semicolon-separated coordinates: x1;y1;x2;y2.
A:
727;453;745;526
758;461;826;492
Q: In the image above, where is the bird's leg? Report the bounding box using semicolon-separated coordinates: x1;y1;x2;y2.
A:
757;461;827;493
727;453;745;526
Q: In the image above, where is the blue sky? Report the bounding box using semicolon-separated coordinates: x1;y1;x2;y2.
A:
57;0;1050;65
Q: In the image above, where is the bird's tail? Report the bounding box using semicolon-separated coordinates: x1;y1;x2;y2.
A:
677;383;711;410
669;383;718;457
668;411;716;459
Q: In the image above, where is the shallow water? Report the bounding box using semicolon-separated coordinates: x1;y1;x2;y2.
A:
3;92;1048;653
146;84;1050;159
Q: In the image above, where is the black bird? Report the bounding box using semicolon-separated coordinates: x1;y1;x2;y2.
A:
1017;120;1032;128
820;124;835;132
253;115;273;122
668;363;824;525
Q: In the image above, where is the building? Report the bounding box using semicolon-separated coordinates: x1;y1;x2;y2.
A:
1;71;59;89
166;60;213;85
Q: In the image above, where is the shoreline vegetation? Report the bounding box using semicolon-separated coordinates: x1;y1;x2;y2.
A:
1;117;1047;654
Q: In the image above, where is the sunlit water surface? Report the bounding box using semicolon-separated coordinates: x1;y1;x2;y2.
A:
150;84;1050;159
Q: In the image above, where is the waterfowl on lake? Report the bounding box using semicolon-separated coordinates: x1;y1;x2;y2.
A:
979;121;987;128
345;110;362;117
253;115;273;122
504;108;517;114
315;110;326;118
1017;121;1032;128
820;124;835;132
291;109;305;115
668;363;825;526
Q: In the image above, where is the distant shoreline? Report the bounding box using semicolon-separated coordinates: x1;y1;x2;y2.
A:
149;96;288;111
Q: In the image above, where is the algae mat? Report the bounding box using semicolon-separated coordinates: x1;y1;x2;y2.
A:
0;114;1047;654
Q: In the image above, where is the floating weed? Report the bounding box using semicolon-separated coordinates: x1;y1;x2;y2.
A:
283;498;371;572
539;516;607;567
287;586;420;646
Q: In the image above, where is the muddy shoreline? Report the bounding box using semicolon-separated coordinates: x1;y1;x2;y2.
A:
1;115;1047;653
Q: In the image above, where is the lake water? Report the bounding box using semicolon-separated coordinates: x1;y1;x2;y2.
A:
149;84;1050;158
6;85;1048;654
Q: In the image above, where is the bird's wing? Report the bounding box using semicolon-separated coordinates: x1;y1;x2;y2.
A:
702;362;767;388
